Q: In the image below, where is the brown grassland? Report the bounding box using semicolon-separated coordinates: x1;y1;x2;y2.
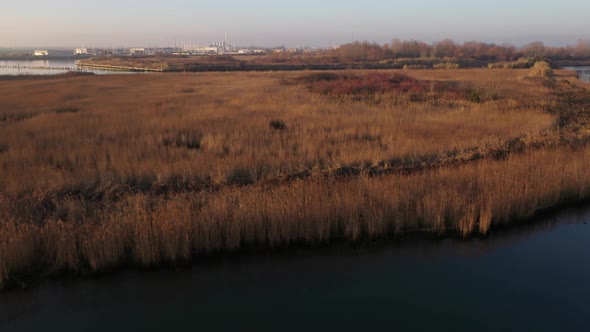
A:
1;67;589;288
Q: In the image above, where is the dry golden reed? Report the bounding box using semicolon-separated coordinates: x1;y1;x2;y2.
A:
0;70;555;198
0;68;588;288
2;146;590;288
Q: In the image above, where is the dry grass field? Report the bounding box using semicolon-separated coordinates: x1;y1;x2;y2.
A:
1;67;589;288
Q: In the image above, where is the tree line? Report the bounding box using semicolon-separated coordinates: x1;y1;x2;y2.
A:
327;39;590;62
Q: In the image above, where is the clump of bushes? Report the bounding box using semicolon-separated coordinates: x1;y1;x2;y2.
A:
529;61;553;78
488;57;536;69
433;62;460;70
0;144;8;153
303;72;429;95
226;167;255;186
0;112;37;122
163;130;202;150
269;120;287;131
299;71;472;100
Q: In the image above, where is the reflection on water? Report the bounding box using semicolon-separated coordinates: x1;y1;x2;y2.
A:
0;207;589;332
564;66;590;83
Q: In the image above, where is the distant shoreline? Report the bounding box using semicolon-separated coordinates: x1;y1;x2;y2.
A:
3;55;590;71
553;60;590;67
0;55;92;61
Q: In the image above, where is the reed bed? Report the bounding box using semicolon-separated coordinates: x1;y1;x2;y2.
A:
0;68;588;288
2;146;590;288
0;70;555;198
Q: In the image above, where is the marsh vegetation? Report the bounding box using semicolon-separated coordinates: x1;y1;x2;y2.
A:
1;66;589;288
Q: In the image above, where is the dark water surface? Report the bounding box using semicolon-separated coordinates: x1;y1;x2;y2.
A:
1;207;589;332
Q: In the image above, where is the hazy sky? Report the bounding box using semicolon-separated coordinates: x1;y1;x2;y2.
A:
1;0;589;48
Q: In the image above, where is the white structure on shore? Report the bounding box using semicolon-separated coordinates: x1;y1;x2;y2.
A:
33;50;49;56
129;48;145;55
75;48;88;55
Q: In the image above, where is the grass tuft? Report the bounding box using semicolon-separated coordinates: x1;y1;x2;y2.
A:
469;90;481;103
163;130;202;150
529;61;553;78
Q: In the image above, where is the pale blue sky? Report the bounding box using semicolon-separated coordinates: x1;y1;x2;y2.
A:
1;0;588;48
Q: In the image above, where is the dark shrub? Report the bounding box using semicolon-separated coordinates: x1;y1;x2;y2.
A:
127;172;157;191
469;90;481;103
227;167;255;186
0;144;7;153
269;120;287;130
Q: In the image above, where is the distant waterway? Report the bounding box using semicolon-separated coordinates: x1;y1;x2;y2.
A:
564;66;590;83
0;59;133;75
0;206;589;331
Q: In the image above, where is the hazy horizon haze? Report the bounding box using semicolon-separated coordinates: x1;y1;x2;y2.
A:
1;0;589;48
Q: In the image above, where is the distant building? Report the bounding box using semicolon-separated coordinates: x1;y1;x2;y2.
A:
33;49;75;57
194;47;219;54
129;48;145;55
236;49;265;55
75;48;88;55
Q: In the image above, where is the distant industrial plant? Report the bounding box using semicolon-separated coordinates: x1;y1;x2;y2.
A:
12;34;321;59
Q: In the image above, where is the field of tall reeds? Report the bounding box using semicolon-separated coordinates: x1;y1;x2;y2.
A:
0;68;588;288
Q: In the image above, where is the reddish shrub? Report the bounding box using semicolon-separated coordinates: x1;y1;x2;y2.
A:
304;72;429;96
301;72;470;99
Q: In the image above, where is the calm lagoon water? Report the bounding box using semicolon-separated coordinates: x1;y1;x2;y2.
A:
0;59;123;75
0;206;589;332
564;66;590;83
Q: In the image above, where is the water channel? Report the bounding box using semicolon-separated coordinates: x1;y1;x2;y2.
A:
0;206;589;331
